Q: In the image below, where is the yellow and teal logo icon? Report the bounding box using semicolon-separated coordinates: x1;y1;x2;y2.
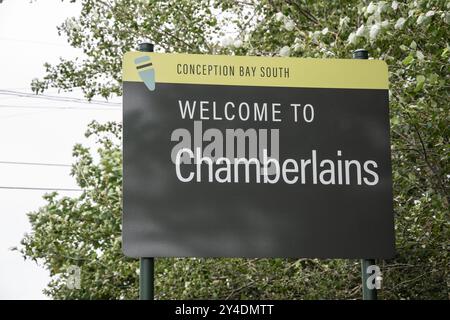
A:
135;55;155;91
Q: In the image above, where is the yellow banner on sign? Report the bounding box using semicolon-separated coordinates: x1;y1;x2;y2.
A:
123;52;388;90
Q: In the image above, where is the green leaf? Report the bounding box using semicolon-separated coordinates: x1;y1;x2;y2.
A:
415;75;426;92
402;54;414;65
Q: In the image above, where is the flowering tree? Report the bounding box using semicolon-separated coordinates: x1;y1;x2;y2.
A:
23;0;448;299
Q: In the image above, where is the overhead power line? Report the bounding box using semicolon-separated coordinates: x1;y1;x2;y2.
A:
0;103;121;111
0;37;68;47
0;161;72;167
0;90;122;107
0;186;83;192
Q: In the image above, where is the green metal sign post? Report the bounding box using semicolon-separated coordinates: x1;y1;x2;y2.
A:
361;258;378;300
137;42;156;301
139;256;154;300
354;49;379;301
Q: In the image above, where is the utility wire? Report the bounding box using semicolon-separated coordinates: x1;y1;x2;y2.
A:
0;186;83;192
0;110;49;120
0;90;121;107
0;161;72;167
0;103;121;111
0;37;68;47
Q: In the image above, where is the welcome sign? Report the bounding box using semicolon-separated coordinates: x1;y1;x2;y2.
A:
122;52;395;258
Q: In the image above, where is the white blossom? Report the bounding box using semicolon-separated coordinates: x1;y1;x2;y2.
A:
369;24;380;40
339;16;350;27
394;17;406;29
233;39;243;48
91;11;99;20
293;42;302;51
376;2;386;15
417;14;426;25
275;12;284;22
310;31;322;44
284;19;295;31
356;25;365;36
392;1;399;10
95;248;104;257
221;36;234;47
347;32;357;44
367;2;377;14
293;38;303;51
279;46;291;57
65;17;80;32
425;10;435;17
416;50;425;61
381;20;389;27
321;27;329;35
444;12;450;24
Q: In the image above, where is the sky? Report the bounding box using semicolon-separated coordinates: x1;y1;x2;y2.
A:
0;0;121;299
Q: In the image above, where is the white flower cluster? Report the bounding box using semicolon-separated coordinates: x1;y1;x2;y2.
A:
348;23;383;44
339;16;350;28
366;2;377;14
416;50;424;61
279;46;291;57
417;11;435;25
308;27;330;45
366;1;388;16
292;37;305;52
274;12;298;57
369;24;381;40
220;35;244;49
394;17;406;29
65;17;80;32
274;12;296;32
391;1;399;11
348;1;404;44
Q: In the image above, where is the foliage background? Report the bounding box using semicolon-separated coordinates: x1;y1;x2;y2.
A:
20;0;449;299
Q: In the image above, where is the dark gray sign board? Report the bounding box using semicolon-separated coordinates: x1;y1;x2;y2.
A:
122;52;395;258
